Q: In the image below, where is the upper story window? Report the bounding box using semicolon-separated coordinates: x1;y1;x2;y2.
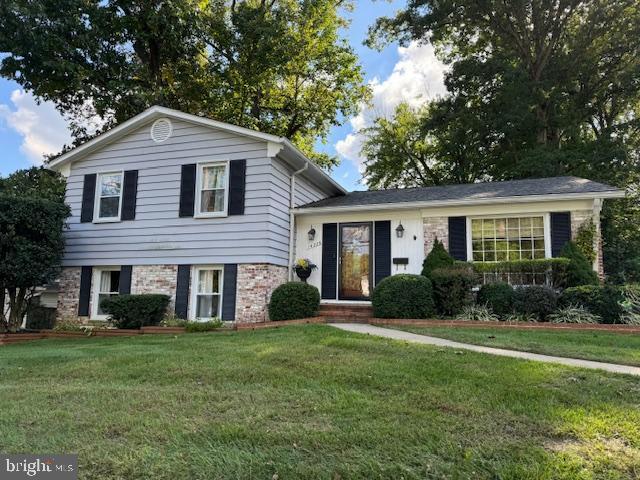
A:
95;172;123;221
471;216;546;262
196;162;228;217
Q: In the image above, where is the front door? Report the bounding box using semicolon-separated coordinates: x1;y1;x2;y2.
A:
339;222;373;300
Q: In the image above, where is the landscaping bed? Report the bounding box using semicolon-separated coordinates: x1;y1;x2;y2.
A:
0;325;638;479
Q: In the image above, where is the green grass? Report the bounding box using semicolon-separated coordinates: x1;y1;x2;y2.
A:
0;325;639;479
389;326;640;367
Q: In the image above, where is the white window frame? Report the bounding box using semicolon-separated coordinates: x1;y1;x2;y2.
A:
189;266;224;321
93;171;124;223
91;267;121;321
466;213;552;262
195;161;229;218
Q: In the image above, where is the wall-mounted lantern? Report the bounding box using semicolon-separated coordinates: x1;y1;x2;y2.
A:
395;222;405;238
308;226;316;241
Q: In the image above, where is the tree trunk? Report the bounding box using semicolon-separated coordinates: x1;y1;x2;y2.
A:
0;287;7;333
6;287;28;333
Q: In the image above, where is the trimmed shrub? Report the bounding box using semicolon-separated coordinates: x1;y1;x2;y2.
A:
431;265;476;316
548;305;600;324
477;282;514;317
268;282;320;321
473;258;569;288
101;294;170;329
421;238;454;278
25;305;57;330
560;241;599;287
456;304;498;322
560;285;623;324
513;286;558;321
372;274;435;319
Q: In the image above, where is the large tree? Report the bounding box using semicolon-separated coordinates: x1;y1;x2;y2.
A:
366;0;640;280
0;168;69;332
0;0;369;167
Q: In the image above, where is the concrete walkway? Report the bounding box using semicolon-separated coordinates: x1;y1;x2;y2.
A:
330;323;640;376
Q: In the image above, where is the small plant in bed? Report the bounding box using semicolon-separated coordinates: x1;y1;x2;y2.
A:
372;274;435;318
268;282;320;321
455;304;498;322
185;319;223;332
101;294;170;329
548;305;601;324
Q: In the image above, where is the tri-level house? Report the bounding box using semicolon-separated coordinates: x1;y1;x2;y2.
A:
48;106;625;323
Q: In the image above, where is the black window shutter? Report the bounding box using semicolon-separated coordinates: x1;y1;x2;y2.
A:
119;265;132;294
80;174;96;223
222;264;238;321
321;223;338;299
448;217;467;261
78;266;93;316
374;221;391;286
175;265;191;318
550;212;571;257
121;170;138;221
179;164;196;217
228;159;246;215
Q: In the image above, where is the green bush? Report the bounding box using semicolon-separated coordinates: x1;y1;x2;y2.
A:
560;241;599;287
473;258;569;288
560;285;623;324
268;282;320;321
477;282;514;318
431;265;476;316
619;284;640;325
513;286;558;321
25;305;57;330
372;274;435;319
421;238;454;277
456;304;498;322
548;305;600;324
101;294;170;329
185;320;223;332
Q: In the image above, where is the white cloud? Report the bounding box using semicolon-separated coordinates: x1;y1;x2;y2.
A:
335;41;447;173
0;90;72;164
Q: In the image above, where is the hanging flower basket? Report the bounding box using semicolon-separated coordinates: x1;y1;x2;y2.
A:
293;258;317;283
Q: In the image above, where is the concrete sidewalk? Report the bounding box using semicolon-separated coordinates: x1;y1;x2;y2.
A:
330;323;640;376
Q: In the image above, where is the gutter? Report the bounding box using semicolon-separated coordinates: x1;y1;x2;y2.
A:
293;190;626;215
288;161;309;281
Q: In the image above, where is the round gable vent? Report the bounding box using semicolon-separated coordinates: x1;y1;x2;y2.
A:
150;118;172;143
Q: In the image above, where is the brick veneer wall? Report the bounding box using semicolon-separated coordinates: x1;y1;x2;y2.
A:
131;265;178;310
423;217;449;256
56;267;87;323
235;264;288;323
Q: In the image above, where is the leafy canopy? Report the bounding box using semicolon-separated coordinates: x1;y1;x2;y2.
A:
0;0;369;167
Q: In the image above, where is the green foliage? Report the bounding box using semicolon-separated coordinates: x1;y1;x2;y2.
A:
25;306;57;330
503;312;538;323
560;286;624;324
421;238;454;278
456;304;498;322
184;320;223;333
0;166;67;202
548;305;601;324
430;265;476;316
513;286;558;322
619;285;640;326
0;0;368;167
560;241;599;287
372;274;435;319
477;283;514;318
268;282;320;321
473;258;569;289
101;294;170;329
52;319;90;334
575;220;596;264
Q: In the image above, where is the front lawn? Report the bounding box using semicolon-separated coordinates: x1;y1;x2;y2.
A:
389;325;640;367
0;325;639;479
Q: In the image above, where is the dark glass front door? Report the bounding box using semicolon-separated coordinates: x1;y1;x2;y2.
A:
339;223;372;300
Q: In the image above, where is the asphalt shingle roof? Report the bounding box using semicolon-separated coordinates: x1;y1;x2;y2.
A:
298;176;621;210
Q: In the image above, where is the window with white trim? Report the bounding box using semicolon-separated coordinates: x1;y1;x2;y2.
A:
92;268;120;319
471;216;546;262
197;162;228;216
95;172;123;221
192;267;223;320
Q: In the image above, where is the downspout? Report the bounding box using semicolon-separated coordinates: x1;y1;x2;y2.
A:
288;161;309;281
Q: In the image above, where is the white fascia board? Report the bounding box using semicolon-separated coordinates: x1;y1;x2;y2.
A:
293;190;626;215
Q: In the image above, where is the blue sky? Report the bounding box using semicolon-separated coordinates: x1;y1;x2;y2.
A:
0;0;446;190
